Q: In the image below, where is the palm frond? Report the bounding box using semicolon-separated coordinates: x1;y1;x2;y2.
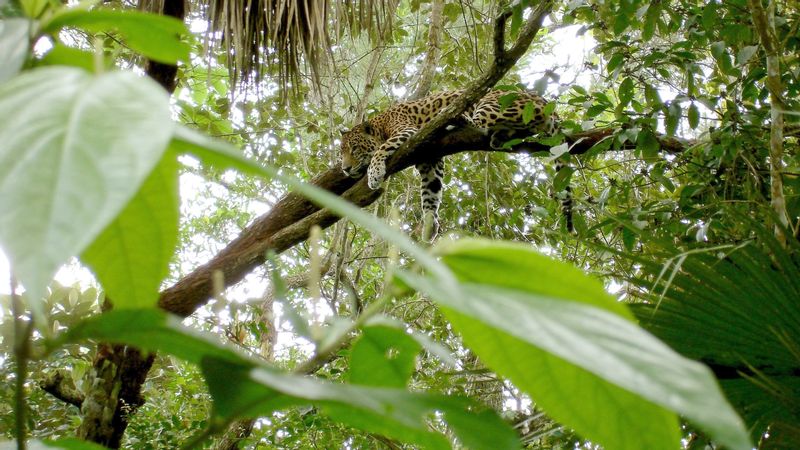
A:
624;225;800;446
161;0;398;95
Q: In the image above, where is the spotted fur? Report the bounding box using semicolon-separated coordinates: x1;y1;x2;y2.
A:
339;89;559;240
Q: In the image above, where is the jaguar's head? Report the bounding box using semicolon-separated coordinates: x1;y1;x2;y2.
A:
339;123;381;178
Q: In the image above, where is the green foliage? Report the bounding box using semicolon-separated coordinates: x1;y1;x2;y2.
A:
0;18;30;83
2;0;799;448
347;324;421;387
425;240;748;450
623;228;800;445
41;7;190;65
0;67;172;310
82;155;179;309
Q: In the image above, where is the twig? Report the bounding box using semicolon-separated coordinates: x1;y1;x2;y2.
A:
11;275;33;450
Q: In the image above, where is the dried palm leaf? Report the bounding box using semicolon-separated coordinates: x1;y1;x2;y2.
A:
142;0;397;96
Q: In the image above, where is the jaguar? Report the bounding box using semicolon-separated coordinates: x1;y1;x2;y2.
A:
339;89;561;240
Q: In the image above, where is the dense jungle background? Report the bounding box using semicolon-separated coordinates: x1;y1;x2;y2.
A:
0;0;799;448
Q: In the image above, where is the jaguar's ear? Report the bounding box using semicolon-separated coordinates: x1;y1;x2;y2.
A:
362;122;374;135
340;128;348;136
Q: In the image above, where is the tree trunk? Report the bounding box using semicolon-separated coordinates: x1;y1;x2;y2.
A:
748;0;789;245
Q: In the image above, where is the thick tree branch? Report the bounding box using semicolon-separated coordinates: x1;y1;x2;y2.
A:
157;3;555;317
41;371;84;409
387;2;554;169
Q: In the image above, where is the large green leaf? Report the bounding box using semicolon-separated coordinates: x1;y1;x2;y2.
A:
0;18;30;83
410;239;752;450
52;309;248;365
0;67;172;305
42;8;189;64
39;438;109;449
202;357;520;450
81;153;179;309
53;308;518;449
436;239;633;319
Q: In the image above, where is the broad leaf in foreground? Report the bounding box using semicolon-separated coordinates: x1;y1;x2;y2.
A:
82;154;179;309
55;309;519;449
202;357;519;450
53;309;246;366
403;239;752;450
0;18;30;83
0;67;172;305
42;8;190;64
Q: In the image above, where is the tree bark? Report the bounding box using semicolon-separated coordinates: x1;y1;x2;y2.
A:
408;0;444;101
748;0;789;245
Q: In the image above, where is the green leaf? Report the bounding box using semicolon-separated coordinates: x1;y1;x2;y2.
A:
349;325;421;388
644;84;662;108
422;240;752;450
509;4;523;35
642;3;659;41
710;41;736;75
442;3;461;23
42;8;189;64
52;309;248;365
38;44;95;72
613;11;630;35
736;45;758;67
636;128;660;161
665;102;681;136
202;357;520;450
81;153;179;309
688;103;700;129
618;77;634;107
622;226;637;251
18;0;48;18
571;85;587;95
701;3;718;31
498;93;519;111
543;101;556;116
552;165;575;192
40;438;110;449
0;67;172;305
607;53;624;74
436;240;634;316
586;103;607;118
0;18;30;83
522;101;535;124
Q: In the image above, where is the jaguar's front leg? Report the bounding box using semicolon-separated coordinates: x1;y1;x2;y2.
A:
367;127;417;190
416;159;444;241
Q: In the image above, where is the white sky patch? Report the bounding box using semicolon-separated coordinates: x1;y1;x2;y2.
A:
520;24;596;96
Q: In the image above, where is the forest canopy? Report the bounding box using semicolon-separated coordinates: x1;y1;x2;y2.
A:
0;0;799;449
